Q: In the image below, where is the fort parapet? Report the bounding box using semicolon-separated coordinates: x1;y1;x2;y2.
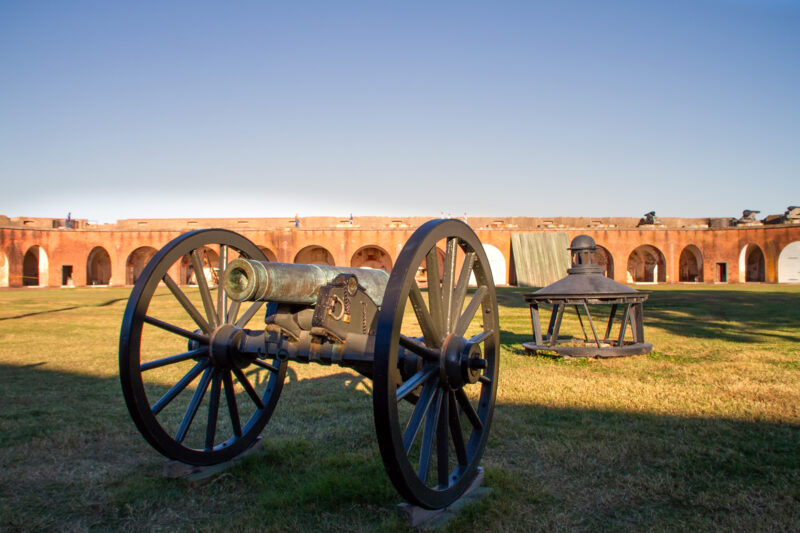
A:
1;214;799;287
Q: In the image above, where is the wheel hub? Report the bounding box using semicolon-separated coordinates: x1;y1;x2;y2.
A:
440;334;485;389
209;324;254;369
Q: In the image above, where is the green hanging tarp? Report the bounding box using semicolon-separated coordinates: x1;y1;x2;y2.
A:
511;232;571;287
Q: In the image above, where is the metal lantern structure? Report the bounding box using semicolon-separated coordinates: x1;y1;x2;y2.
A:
522;235;652;358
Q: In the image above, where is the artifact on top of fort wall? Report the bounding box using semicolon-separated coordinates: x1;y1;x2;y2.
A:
118;219;498;511
637;211;663;227
522;235;652;358
737;210;762;226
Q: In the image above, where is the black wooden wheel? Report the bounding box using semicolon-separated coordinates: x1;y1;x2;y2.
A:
120;229;286;466
373;219;500;509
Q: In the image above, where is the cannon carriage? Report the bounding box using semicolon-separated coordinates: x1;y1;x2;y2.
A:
119;219;499;509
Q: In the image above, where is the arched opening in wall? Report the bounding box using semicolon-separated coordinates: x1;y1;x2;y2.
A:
126;247;157;285
679;245;704;282
0;251;8;287
180;246;220;286
415;247;445;286
626;245;666;283
596;245;614;279
778;241;800;283
87;247;112;285
23;246;48;286
739;244;765;282
351;245;392;272
294;245;335;265
258;246;277;262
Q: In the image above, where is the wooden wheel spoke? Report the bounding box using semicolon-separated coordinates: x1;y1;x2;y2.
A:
436;389;450;487
140;347;207;372
222;371;242;437
448;391;468;466
163;273;211;334
175;367;213;443
151;361;208;416
403;379;438;452
226;300;242;325
205;370;222;450
425;247;443;334
417;388;443;482
191;250;218;329
455;388;483;430
396;365;437;402
399;335;440;362
252;358;279;373
216;245;228;325
232;367;265;410
235;301;265;328
469;329;495;345
454;285;488;338
441;238;458;335
144;315;208;344
450;251;475;333
409;282;442;349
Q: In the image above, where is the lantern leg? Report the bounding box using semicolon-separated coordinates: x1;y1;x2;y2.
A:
574;305;589;341
530;303;543;345
604;304;618;342
546;304;559;344
582;302;602;348
550;305;565;346
618;304;631;346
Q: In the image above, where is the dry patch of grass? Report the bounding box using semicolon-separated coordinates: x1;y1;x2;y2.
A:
1;284;799;531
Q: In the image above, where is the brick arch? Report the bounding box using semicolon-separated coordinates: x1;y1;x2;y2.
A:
23;245;49;286
739;243;765;282
126;246;157;285
595;244;614;279
258;246;277;262
627;244;666;283
679;245;703;282
294;245;335;265
180;246;220;286
351;245;392;272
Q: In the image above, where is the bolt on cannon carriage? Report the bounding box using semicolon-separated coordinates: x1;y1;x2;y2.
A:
119;219;499;509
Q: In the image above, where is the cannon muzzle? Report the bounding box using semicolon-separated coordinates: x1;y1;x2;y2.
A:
223;259;389;306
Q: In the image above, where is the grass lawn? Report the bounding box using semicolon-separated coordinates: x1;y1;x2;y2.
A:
1;284;799;531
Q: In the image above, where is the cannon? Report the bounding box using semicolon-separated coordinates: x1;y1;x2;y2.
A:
119;219;499;509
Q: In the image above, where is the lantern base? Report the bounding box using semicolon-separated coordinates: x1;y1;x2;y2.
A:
523;341;652;358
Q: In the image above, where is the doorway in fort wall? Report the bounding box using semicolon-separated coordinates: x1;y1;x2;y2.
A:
627;245;666;283
679;245;704;282
87;247;112;285
126;247;157;285
295;245;335;265
739;244;765;282
351;245;392;272
778;241;800;283
23;246;49;286
0;251;8;287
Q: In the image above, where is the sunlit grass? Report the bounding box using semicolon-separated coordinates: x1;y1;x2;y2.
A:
1;284;799;531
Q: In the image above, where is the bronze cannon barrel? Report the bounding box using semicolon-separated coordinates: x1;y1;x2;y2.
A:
222;259;390;306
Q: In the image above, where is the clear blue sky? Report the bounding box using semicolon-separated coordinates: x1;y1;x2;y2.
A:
1;1;798;222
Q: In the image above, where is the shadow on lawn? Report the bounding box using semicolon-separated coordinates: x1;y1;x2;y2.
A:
0;297;130;321
2;361;800;530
